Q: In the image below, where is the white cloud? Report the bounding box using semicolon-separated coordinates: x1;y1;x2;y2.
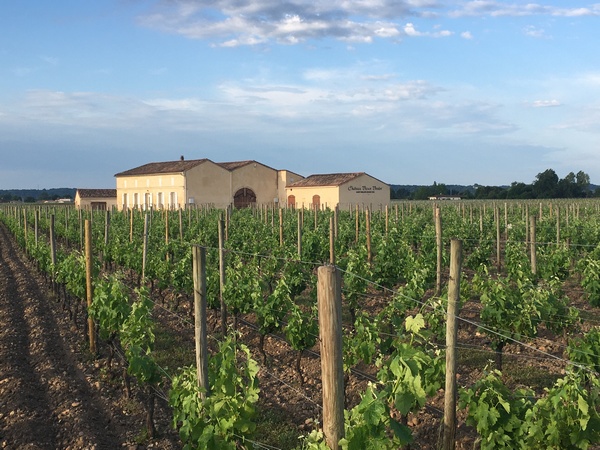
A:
461;31;473;39
523;25;548;38
449;2;600;18
531;99;561;108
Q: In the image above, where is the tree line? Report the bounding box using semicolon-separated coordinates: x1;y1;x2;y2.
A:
392;169;597;200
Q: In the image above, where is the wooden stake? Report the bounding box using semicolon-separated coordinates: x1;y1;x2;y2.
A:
435;206;442;296
443;239;462;450
141;213;149;282
218;217;228;335
84;220;97;355
192;245;210;399
529;215;537;276
329;216;335;265
297;209;302;259
317;265;345;450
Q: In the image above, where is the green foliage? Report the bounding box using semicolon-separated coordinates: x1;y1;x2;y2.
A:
285;303;318;352
578;257;600;306
525;371;600;449
567;327;600;376
120;286;161;385
459;369;533;449
170;335;260;450
89;273;131;340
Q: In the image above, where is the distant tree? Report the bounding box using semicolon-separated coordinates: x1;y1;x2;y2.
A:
24;196;36;203
533;169;559;198
507;182;533;199
577;170;591;195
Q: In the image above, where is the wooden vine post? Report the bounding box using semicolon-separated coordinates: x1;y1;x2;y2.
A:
141;213;149;282
34;209;39;246
366;209;372;265
279;208;284;247
355;204;359;243
84;219;97;355
329;216;336;265
297;209;302;258
443;239;462;450
317;265;345;450
556;207;561;245
495;206;501;272
218;216;228;334
192;245;210;399
529;215;537;276
435;206;442;296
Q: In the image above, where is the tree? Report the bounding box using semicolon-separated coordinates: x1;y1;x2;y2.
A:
577;170;591;195
533;169;559;198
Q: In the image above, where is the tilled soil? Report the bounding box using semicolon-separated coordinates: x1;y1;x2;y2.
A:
0;223;179;450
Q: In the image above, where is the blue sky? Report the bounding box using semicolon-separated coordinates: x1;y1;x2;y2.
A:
1;1;600;189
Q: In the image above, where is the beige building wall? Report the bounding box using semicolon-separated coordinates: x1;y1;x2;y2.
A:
286;186;340;209
185;161;231;208
75;195;118;210
230;162;278;204
117;173;187;210
338;174;390;210
277;170;304;205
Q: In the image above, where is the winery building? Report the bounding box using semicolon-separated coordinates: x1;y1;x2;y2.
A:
74;188;118;210
285;173;390;211
114;157;390;211
114;158;303;210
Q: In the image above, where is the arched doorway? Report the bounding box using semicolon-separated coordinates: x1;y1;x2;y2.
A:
287;195;296;208
234;188;257;208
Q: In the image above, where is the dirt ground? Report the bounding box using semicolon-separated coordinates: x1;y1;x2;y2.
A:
0;223;180;450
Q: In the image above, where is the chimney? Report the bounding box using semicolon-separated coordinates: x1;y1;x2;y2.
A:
180;155;184;161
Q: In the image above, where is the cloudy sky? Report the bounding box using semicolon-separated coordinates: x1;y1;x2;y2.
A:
2;1;600;189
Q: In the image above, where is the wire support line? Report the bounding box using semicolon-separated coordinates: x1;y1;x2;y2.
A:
259;369;323;410
455;315;595;374
232;433;283;450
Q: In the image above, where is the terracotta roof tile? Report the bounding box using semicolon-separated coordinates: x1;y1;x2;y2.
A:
114;159;209;177
77;189;117;198
217;160;254;171
288;173;366;187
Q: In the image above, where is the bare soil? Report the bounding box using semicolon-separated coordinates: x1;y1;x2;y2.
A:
0;223;179;450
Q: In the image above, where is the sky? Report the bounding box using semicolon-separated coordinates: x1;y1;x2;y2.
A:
1;1;600;189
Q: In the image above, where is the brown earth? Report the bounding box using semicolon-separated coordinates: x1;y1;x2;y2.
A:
0;223;180;450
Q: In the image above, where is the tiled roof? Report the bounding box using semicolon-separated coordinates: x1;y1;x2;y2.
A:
217;160;254;171
288;172;366;187
77;189;117;198
114;159;209;177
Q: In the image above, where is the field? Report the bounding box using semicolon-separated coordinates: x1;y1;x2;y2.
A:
1;200;600;449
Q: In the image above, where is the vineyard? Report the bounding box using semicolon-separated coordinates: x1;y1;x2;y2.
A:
2;200;600;449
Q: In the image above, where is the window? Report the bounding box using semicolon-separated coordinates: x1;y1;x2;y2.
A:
170;192;177;209
122;193;128;209
133;193;139;208
157;192;164;209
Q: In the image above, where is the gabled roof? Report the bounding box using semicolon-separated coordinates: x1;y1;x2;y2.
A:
217;160;282;173
114;158;210;177
77;188;117;198
217;160;254;171
288;172;367;188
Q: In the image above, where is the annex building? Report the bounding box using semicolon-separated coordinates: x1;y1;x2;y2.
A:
114;157;390;211
74;188;117;210
285;173;390;211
